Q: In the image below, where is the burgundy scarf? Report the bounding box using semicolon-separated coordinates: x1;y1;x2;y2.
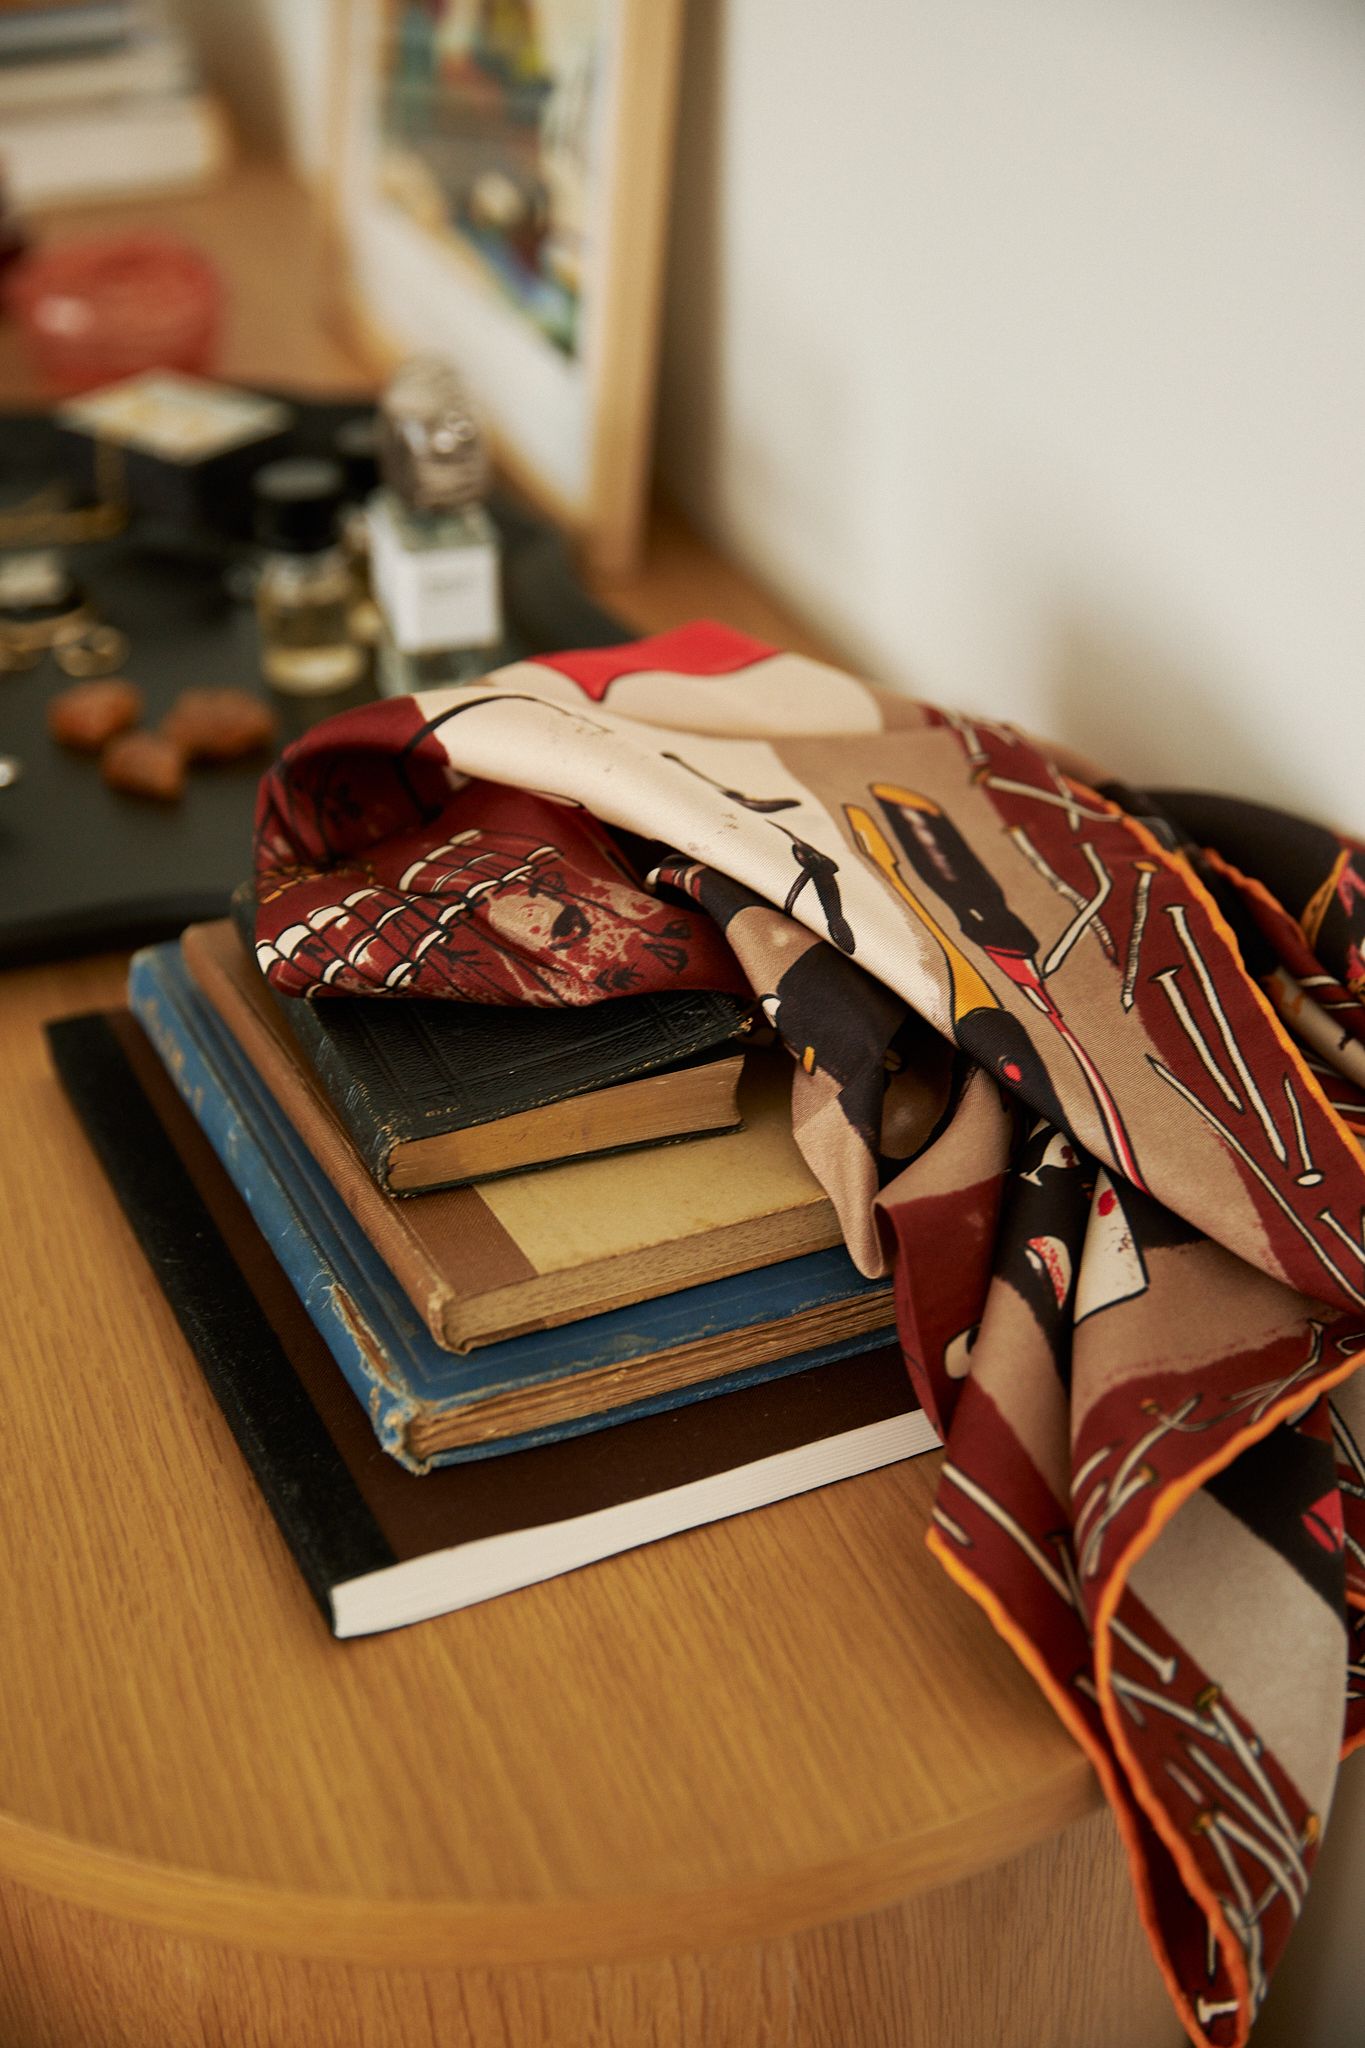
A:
255;622;1365;2048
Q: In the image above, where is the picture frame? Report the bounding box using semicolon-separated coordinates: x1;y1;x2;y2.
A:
327;0;685;576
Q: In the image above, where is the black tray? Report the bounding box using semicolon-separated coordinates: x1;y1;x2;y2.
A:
0;396;630;965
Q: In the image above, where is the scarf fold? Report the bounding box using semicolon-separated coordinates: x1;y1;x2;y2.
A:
254;621;1365;2048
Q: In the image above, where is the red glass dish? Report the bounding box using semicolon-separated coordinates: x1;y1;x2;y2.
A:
6;232;222;394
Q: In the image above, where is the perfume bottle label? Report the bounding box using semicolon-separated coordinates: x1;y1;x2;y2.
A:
370;508;501;654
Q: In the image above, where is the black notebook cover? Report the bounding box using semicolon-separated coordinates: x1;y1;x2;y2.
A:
231;886;751;1189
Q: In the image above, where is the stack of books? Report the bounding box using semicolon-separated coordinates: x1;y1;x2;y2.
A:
50;901;937;1637
0;1;226;207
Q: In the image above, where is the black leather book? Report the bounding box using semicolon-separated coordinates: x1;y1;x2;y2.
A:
230;890;753;1193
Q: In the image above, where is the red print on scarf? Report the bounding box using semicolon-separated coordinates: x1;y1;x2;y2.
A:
533;621;778;701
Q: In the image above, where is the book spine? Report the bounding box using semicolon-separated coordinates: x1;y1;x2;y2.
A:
273;997;399;1189
182;925;453;1347
421;1330;903;1466
128;949;423;1469
229;888;397;1188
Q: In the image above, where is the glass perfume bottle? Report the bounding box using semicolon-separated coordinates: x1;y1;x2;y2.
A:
368;356;503;696
252;456;372;737
333;412;382;688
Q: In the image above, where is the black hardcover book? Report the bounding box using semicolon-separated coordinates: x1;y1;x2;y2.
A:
229;888;753;1193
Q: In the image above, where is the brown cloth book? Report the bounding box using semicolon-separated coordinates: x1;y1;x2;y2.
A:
181;919;856;1354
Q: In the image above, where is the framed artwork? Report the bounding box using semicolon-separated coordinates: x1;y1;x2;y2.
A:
329;0;684;574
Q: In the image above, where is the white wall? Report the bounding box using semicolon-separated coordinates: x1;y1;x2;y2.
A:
658;8;1365;2039
658;0;1365;833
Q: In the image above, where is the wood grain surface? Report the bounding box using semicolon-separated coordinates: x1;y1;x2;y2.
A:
0;164;1168;2047
0;1807;1180;2047
0;950;1101;1969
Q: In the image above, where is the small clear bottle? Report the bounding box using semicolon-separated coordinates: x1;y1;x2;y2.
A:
368;356;503;696
333;413;383;687
253;457;373;737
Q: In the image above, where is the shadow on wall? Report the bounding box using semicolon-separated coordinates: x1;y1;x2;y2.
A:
658;0;727;522
176;0;331;178
176;0;289;159
1043;610;1307;820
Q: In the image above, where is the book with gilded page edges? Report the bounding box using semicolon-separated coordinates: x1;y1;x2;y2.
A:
126;943;898;1467
181;918;849;1354
231;889;751;1192
47;1006;936;1637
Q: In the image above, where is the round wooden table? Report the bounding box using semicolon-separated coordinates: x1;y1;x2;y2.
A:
0;954;1181;2047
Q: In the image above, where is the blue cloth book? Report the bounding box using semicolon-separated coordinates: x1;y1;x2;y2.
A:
128;944;899;1470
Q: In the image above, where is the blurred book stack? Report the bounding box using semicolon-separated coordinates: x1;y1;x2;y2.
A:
49;908;936;1637
0;0;226;206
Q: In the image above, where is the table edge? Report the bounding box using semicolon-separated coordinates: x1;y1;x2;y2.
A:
0;1762;1100;1965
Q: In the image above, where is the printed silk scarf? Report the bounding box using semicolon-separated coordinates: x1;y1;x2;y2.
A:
254;622;1365;2048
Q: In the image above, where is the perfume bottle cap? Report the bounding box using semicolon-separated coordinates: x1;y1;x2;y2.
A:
253;457;345;553
379;356;488;512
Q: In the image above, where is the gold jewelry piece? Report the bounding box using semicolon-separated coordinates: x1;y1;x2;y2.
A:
0;488;126;548
55;625;130;677
0;601;93;655
0;543;131;676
